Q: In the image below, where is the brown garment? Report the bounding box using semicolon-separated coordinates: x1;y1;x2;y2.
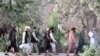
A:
67;42;76;52
44;32;51;51
66;30;77;53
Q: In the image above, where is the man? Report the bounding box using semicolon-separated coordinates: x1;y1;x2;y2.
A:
44;28;51;55
5;25;18;55
88;28;100;48
76;26;85;56
44;27;58;55
65;27;77;56
30;27;40;55
49;27;58;55
19;26;31;54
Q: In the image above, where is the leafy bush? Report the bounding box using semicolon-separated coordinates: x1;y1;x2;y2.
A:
0;35;8;52
83;45;100;56
54;31;67;52
97;0;100;4
83;45;89;51
83;48;96;56
48;12;58;28
19;50;27;56
96;49;100;56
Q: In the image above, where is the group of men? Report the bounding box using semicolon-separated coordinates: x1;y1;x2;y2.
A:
65;26;100;56
5;25;58;55
4;24;100;56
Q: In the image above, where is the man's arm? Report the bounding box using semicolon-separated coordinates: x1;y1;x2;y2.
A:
49;32;56;42
22;32;25;44
32;32;39;42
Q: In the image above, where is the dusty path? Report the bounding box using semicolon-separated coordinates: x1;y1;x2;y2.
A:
0;52;82;56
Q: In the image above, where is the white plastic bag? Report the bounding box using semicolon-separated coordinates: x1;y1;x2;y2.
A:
19;43;31;49
6;40;11;46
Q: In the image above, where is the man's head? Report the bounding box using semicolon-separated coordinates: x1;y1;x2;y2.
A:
11;23;16;29
33;27;37;31
25;26;30;31
49;26;54;33
71;27;76;30
83;25;86;29
92;27;96;31
71;27;76;32
47;27;49;31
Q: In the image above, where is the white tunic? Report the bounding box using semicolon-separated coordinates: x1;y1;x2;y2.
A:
88;31;96;48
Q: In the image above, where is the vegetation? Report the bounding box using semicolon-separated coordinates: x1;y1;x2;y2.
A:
0;0;100;54
49;12;58;28
83;45;100;56
0;36;7;52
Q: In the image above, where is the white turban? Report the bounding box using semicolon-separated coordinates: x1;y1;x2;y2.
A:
25;26;30;31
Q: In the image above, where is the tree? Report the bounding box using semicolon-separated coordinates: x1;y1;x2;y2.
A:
0;0;35;25
54;0;99;42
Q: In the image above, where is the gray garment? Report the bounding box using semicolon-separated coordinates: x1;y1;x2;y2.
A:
92;31;100;49
30;43;39;53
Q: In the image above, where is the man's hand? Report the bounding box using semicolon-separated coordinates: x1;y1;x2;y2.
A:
37;39;40;42
54;40;57;44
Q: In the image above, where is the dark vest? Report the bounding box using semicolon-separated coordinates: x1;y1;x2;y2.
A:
44;32;53;42
9;29;16;41
24;31;29;43
78;30;84;45
31;32;37;43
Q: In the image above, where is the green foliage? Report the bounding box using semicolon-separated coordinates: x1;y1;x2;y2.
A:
0;0;40;26
17;24;25;36
54;31;67;52
83;45;100;56
49;12;58;28
16;24;25;45
83;45;89;51
83;48;100;56
97;0;100;4
96;49;100;56
0;35;8;52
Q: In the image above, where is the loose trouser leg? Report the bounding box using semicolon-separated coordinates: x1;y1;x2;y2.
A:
33;43;39;53
30;43;33;53
50;42;56;53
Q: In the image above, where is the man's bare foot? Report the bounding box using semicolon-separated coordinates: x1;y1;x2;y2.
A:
54;52;58;55
28;53;33;55
66;53;69;56
5;51;8;55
